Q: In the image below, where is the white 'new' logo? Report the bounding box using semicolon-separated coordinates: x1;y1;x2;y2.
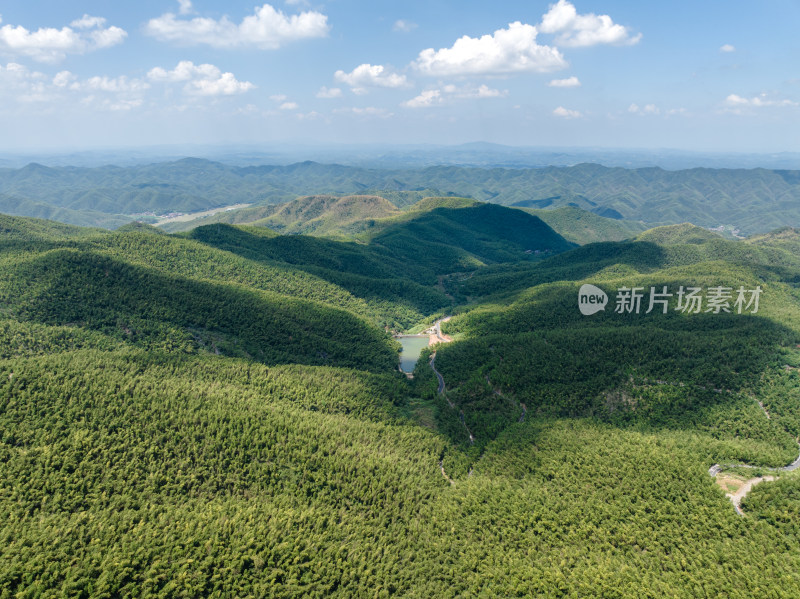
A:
578;284;608;315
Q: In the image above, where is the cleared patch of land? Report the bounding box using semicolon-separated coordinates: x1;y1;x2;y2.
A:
153;203;252;225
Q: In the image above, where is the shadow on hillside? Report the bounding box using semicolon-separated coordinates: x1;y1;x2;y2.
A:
185;224;450;317
432;275;800;463
454;240;671;300
371;204;575;266
12;248;397;372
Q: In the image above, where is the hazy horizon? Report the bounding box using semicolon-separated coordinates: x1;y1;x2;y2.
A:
1;141;799;171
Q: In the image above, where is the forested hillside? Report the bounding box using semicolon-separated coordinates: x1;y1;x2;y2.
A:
3;158;800;233
248;194;400;237
4;213;800;596
522;205;647;244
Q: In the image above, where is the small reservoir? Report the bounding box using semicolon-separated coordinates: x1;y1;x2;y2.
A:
397;335;429;373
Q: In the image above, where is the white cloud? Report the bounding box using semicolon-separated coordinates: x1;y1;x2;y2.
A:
145;3;329;49
52;70;75;87
334;64;409;92
236;103;260;115
413;21;566;77
148;61;254;96
403;89;442;108
404;84;506;108
178;0;194;15
81;76;150;93
105;98;143;111
149;61;218;82
0;62;50;102
0;63;151;110
539;0;640;47
548;75;580;87
70;15;106;29
352;106;392;117
443;83;507;98
393;20;417;33
279;101;298;110
269;93;288;102
90;27;128;49
334;106;393;118
0;14;126;63
553;106;582;118
316;85;342;98
79;94;144;112
720;44;735;53
628;102;659;115
723;93;798;112
468;84;505;98
192;73;255;96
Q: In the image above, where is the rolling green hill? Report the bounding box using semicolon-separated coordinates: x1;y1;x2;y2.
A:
0;212;106;243
4;211;800;596
249;194;400;237
187;199;573;278
635;222;724;245
521;205;648;244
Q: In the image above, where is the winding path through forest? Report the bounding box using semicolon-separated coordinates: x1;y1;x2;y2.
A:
728;475;776;516
428;318;474;446
486;374;527;423
710;442;800;515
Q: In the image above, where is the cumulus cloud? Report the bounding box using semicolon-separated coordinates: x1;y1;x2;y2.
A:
316;85;342;98
443;83;506;98
85;97;143;112
540;0;640;47
178;0;194;15
334;64;409;93
403;89;443;108
0;14;126;62
191;73;254;96
723;93;798;112
52;70;76;87
351;106;392;117
553;106;582;118
548;75;580;87
393;20;417;33
0;62;50;102
148;61;254;96
295;110;322;120
404;84;506;107
628;102;659;115
144;3;329;49
79;75;150;93
269;95;298;110
413;21;566;77
720;44;735;53
67;72;150;110
334;106;393;118
0;63;149;109
70;15;107;29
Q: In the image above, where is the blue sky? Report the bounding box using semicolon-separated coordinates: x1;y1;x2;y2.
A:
0;0;798;152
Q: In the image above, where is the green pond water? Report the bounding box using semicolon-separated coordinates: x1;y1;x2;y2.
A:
397;336;429;373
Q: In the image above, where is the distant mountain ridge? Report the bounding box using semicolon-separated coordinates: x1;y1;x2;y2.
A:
1;158;800;233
